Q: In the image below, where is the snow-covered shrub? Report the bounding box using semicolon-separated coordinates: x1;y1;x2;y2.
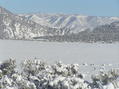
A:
47;76;91;89
0;59;37;89
0;59;16;75
91;68;119;88
0;59;119;89
52;61;80;76
21;59;91;89
0;59;17;89
22;59;47;76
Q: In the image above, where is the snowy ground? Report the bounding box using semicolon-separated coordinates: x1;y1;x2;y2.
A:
0;40;119;80
0;40;119;89
0;40;119;64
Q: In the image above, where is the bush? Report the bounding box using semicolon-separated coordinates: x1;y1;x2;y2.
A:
0;59;119;89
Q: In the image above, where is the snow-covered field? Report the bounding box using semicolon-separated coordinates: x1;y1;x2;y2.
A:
0;40;119;64
0;40;119;89
0;40;119;78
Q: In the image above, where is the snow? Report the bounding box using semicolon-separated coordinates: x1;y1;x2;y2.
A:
0;59;119;89
26;14;119;33
28;15;52;27
103;83;115;89
0;40;119;64
0;40;119;88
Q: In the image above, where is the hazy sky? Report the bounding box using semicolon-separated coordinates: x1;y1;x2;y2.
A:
0;0;119;16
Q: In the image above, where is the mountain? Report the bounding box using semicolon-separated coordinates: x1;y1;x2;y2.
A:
0;6;119;42
34;21;119;42
0;7;62;40
23;14;119;33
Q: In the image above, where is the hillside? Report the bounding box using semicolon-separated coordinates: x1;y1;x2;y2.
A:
0;6;119;42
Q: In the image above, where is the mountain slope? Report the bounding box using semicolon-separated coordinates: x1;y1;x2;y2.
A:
25;14;119;33
34;21;119;42
0;6;119;42
0;7;62;40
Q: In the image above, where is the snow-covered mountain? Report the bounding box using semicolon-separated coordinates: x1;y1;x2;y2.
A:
0;6;119;42
0;7;62;40
24;14;119;33
24;14;119;42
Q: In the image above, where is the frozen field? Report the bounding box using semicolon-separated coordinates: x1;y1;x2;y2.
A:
0;40;119;64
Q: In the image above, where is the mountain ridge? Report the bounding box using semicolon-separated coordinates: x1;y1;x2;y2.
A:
0;6;119;42
0;6;64;40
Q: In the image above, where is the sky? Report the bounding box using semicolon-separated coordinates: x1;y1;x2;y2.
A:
0;0;119;16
